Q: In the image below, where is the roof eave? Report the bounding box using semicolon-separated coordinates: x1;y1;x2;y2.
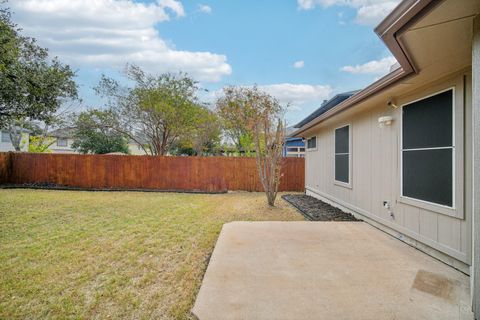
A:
292;0;441;137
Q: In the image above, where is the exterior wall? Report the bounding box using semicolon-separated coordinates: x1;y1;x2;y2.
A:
128;143;148;155
46;139;147;155
305;72;472;272
48;138;76;153
0;132;29;152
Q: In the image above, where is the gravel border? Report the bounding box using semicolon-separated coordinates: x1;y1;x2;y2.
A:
282;194;360;221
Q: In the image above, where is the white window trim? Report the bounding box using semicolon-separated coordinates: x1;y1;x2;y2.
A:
306;136;317;151
398;86;464;218
334;124;352;189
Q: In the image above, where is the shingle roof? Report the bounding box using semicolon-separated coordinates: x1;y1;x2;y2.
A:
293;90;360;129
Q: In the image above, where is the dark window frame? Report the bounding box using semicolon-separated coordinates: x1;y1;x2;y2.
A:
334;124;351;187
400;87;455;209
306;136;317;151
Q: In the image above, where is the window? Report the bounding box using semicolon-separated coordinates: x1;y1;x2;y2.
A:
1;131;11;143
57;138;68;147
334;125;350;184
307;136;316;150
401;89;454;208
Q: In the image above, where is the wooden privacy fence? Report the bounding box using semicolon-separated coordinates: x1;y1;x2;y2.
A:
0;152;304;192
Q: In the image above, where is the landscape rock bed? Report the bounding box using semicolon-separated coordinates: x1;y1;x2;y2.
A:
282;194;361;221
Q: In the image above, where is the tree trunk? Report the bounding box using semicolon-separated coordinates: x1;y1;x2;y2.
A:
8;124;22;151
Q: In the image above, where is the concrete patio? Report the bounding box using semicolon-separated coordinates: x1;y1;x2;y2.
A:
192;222;473;320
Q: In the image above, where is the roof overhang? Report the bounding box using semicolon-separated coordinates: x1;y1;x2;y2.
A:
292;0;478;137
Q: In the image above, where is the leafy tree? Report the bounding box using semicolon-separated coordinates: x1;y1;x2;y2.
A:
71;110;130;154
216;86;257;155
0;4;78;150
95;65;204;156
28;136;55;153
182;106;222;156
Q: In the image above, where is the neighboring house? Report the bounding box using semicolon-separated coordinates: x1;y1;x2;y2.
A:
283;137;305;158
128;140;149;155
283;127;305;157
47;128;148;155
293;0;480;316
47;128;77;154
0;128;29;152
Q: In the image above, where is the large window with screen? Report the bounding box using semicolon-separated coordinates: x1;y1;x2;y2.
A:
401;89;454;207
334;125;350;184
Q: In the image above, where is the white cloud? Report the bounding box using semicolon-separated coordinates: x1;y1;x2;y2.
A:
9;0;231;82
340;56;397;75
258;83;332;109
293;60;305;69
198;4;212;14
297;0;400;25
209;83;332;112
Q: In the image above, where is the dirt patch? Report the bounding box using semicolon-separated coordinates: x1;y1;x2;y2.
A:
282;194;360;221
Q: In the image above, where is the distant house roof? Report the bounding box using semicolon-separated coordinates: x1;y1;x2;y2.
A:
294;90;359;129
0;126;32;133
285;137;304;147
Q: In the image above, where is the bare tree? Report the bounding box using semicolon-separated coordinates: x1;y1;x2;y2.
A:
251;89;285;206
222;87;286;206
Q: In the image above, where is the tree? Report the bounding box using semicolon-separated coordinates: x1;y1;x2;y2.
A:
95;65;202;156
216;86;257;155
252;92;285;207
184;106;222;156
71;110;130;154
0;4;78;150
221;86;286;206
28;136;55;153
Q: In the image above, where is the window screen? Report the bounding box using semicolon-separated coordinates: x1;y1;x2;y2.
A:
307;136;316;149
335;125;349;183
402;89;453;207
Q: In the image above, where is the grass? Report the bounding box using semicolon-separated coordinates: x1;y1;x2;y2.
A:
0;189;303;319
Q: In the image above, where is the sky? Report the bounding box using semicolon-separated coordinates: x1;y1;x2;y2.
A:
7;0;400;126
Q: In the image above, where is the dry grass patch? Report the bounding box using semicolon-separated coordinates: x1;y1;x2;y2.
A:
0;189;302;319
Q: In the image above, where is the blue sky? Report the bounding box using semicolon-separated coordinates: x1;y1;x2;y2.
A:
8;0;400;125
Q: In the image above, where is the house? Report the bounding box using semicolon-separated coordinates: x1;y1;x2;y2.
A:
292;0;480;315
0;128;29;152
47;128;77;153
128;140;149;155
46;128;148;155
283;127;305;157
283;137;305;157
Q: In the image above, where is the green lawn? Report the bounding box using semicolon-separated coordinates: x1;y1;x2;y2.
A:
0;189;302;319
